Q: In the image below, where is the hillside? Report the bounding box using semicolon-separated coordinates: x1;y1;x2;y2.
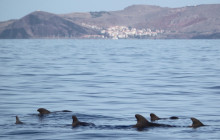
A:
61;4;220;39
0;4;220;39
0;11;98;39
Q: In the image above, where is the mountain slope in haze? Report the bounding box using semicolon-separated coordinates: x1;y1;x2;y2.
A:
0;11;98;39
61;5;165;28
0;4;220;39
61;4;220;39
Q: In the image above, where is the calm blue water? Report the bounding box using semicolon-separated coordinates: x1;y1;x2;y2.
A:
0;39;220;140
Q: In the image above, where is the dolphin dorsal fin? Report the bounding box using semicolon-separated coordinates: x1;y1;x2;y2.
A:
15;116;23;124
191;117;204;128
134;114;149;128
72;116;80;127
150;113;160;121
37;108;51;115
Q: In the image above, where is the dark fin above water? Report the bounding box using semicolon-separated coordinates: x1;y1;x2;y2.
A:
134;114;175;129
72;115;94;127
15;116;23;124
37;108;72;115
190;117;205;128
150;113;160;121
72;116;80;127
150;113;179;121
37;108;51;115
134;114;150;128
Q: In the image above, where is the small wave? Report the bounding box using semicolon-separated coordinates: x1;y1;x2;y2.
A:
206;86;220;89
6;130;47;135
67;72;96;76
93;125;133;130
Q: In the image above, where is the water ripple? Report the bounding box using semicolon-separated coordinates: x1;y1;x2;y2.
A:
0;40;220;140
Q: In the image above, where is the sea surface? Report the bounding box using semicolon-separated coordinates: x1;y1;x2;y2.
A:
0;39;220;140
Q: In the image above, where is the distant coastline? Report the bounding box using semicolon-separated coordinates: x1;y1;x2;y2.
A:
0;4;220;39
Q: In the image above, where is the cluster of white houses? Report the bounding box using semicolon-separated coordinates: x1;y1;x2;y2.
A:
81;23;165;39
101;26;164;39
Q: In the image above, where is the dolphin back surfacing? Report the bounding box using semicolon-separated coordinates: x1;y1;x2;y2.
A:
134;114;173;129
150;113;204;128
37;108;72;115
150;113;179;121
37;108;51;115
72;116;94;127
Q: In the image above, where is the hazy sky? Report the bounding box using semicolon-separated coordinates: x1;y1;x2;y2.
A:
0;0;219;21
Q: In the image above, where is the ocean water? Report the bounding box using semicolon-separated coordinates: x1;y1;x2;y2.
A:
0;39;220;140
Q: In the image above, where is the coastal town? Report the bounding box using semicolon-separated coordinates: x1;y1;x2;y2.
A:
81;23;165;39
101;26;165;39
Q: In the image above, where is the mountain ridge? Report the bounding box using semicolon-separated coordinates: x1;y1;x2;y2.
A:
0;4;220;39
0;11;98;39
